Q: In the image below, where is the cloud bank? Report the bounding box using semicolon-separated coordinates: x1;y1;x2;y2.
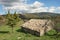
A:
0;0;60;13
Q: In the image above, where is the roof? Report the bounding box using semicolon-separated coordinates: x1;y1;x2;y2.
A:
21;19;52;32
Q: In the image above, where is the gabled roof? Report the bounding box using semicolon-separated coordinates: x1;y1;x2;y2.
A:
21;19;52;32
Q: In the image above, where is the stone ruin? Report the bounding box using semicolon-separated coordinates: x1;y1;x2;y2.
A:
21;19;54;36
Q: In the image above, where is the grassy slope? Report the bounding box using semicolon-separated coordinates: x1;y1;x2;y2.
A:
0;24;60;40
0;13;60;40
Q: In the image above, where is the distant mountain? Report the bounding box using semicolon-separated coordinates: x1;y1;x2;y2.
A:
19;12;60;19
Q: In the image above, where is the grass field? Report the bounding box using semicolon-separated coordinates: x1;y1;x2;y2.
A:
0;20;60;40
0;25;60;40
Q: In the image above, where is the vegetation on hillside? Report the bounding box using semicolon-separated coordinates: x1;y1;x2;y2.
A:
0;12;60;40
21;12;60;19
5;11;22;33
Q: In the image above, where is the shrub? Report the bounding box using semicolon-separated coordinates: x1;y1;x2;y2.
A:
46;29;57;36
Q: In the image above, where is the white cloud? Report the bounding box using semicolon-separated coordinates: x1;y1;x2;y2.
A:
33;1;44;8
0;0;27;7
3;1;44;11
57;7;60;10
4;4;28;10
48;6;56;12
0;0;60;13
28;7;48;13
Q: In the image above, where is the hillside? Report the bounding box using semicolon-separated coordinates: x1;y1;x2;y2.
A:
19;12;60;19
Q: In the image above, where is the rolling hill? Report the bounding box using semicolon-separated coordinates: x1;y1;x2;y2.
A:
19;12;60;19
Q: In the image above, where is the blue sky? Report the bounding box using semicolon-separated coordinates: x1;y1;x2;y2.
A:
27;0;60;7
0;0;60;15
37;0;60;7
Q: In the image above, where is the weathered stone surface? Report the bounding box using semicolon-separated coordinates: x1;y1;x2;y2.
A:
21;19;54;36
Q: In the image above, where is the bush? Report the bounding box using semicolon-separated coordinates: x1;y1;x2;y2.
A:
46;29;57;36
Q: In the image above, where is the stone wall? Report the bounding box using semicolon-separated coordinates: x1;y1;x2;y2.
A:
21;27;40;36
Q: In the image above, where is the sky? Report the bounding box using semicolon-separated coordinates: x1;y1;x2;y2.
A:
0;0;60;15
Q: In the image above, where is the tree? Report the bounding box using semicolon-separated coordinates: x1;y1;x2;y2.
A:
6;11;21;33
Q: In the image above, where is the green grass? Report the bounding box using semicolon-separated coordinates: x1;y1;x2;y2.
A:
0;20;60;40
0;25;60;40
56;23;60;27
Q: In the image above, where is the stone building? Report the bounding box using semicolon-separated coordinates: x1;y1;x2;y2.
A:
21;19;54;36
